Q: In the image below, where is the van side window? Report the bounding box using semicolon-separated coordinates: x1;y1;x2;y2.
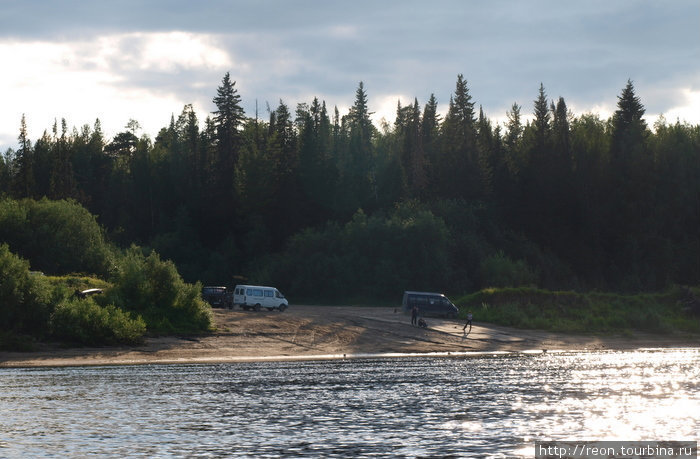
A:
253;289;263;296
264;290;273;297
246;288;253;296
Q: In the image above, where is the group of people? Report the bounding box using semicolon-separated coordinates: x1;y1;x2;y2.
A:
410;305;473;333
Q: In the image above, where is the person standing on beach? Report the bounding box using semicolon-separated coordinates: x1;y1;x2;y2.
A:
411;304;419;326
463;311;473;333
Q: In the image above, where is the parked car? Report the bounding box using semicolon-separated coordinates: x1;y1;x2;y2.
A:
201;286;233;308
233;285;288;311
75;288;103;299
402;291;458;318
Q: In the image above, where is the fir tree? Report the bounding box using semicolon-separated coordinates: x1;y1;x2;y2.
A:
611;79;647;161
533;83;550;151
13;114;35;197
213;72;245;172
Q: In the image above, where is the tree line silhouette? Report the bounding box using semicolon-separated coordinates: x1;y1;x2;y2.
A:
1;74;698;299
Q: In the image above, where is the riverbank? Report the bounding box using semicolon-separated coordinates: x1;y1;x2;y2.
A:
1;305;698;367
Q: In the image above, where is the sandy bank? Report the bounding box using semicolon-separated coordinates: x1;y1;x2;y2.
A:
1;305;698;368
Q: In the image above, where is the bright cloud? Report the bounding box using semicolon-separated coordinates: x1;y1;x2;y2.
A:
140;32;231;71
661;88;700;124
0;32;231;149
370;94;411;128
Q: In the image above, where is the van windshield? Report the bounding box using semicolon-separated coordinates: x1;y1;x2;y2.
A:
276;290;285;298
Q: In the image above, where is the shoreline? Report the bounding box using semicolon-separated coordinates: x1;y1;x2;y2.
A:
3;346;698;369
1;305;698;368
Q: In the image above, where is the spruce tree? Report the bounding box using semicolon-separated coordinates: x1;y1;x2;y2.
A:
13;114;35;198
605;80;653;288
533;83;550;151
437;74;479;199
611;79;647;162
451;74;476;128
420;94;440;148
212;72;245;175
346;82;375;209
552;97;570;156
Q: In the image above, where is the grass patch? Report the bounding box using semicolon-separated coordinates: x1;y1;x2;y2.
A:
44;274;111;292
454;286;700;335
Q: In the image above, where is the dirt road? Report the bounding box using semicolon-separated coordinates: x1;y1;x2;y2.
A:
1;305;697;367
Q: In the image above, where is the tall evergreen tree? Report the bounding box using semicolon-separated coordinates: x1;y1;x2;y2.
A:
49;118;77;199
208;72;246;236
611;79;647;163
213;72;245;159
533;83;551;152
85;119;110;217
503;102;524;176
296;98;337;222
343;82;375;210
212;72;245;191
449;74;476;128
436;74;480;199
394;98;425;197
0;149;11;193
604;80;655;288
476;106;495;195
13;114;35;198
420;94;440;197
552;97;571;157
420;94;440;149
175;104;201;191
265;100;301;246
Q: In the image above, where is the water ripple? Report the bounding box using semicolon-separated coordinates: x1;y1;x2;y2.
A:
1;349;698;457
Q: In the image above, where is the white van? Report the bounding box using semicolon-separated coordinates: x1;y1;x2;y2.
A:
233;285;289;311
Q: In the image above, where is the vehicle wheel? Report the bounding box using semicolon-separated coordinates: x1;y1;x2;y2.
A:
279;304;287;312
254;304;261;312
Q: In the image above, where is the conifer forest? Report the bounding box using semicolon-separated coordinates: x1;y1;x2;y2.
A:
2;74;699;301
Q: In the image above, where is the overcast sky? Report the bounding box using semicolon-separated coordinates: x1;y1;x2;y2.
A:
1;0;698;151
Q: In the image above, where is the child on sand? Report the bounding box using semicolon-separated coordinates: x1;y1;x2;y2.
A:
462;311;473;333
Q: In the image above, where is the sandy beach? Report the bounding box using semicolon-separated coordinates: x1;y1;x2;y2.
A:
1;305;698;368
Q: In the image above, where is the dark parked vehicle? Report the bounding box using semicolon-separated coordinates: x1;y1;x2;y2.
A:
201;286;233;308
402;291;458;319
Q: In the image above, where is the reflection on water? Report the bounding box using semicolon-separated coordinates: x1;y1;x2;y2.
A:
1;349;698;457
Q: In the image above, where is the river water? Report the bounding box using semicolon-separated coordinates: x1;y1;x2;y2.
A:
1;349;698;458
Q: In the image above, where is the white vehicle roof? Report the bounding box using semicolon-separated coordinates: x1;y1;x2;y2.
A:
235;284;279;290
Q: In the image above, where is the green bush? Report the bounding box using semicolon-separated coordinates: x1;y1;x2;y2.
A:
479;251;537;288
50;297;146;345
0;198;114;276
0;244;52;335
106;247;212;334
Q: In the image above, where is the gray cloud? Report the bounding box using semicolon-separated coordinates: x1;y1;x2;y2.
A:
1;0;698;151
